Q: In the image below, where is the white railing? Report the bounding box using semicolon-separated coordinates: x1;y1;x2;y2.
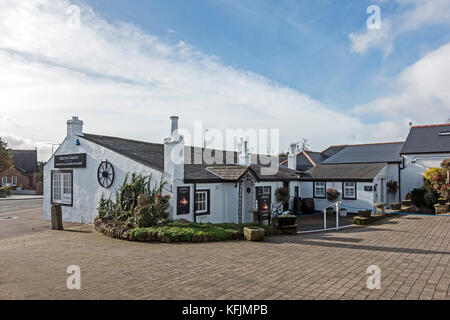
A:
323;201;341;230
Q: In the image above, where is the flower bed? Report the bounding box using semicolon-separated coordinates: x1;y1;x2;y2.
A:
95;217;276;243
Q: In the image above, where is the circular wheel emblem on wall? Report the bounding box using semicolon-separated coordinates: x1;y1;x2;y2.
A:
97;161;115;189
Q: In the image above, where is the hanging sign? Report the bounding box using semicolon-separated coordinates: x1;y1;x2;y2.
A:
55;153;87;168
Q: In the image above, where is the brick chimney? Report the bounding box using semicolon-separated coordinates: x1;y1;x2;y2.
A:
67;116;83;136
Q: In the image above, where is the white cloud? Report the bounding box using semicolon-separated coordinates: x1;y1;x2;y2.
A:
349;0;450;56
353;42;450;122
0;0;430;162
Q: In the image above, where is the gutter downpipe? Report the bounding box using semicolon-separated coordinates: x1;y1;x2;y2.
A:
399;157;404;202
193;183;197;223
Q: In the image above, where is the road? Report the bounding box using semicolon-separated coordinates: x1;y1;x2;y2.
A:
0;199;43;214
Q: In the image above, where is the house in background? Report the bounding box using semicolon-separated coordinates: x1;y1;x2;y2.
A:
400;123;450;199
286;142;404;213
1;149;38;193
43;116;301;224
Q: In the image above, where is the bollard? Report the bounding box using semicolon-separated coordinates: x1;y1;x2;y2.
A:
51;204;64;230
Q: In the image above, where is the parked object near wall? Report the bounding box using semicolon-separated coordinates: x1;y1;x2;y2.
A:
51;204;63;230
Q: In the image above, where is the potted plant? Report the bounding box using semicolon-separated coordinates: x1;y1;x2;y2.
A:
275;187;290;211
358;209;371;217
386;180;398;195
277;214;297;227
390;203;401;210
326;188;339;201
17;184;23;191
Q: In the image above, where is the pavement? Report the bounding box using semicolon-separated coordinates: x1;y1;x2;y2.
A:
0;201;449;300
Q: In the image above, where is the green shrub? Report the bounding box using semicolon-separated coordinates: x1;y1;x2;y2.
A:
411;188;427;208
424;190;439;208
97;197;117;220
129;222;275;242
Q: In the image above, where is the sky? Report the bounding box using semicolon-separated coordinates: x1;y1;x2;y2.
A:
1;0;450;161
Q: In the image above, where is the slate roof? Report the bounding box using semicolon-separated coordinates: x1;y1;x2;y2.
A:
321;145;347;157
206;166;250;181
401;124;450;154
322;142;404;164
82;133;165;171
10;150;37;174
300;163;387;181
80;133;299;183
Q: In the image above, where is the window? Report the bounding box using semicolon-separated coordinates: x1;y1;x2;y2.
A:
51;170;73;205
256;186;271;196
313;182;326;198
195;190;210;215
1;177;7;186
342;182;357;200
12;176;17;186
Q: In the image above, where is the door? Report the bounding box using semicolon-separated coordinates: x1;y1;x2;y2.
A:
242;180;255;223
283;181;290;211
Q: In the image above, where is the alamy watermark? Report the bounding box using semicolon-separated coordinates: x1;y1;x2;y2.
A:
167;121;282;176
366;265;381;290
66;5;81;30
367;5;381;30
66;265;81;290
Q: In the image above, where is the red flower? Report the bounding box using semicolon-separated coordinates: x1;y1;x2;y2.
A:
156;193;162;198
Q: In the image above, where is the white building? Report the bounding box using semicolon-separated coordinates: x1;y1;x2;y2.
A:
400;124;450;199
286;142;404;212
43;116;301;224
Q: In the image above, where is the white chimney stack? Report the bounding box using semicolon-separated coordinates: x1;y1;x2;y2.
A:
67;116;83;136
170;116;179;140
288;143;298;170
238;139;250;166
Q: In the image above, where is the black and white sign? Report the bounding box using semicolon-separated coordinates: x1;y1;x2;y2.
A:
54;153;86;168
364;186;373;192
177;186;190;215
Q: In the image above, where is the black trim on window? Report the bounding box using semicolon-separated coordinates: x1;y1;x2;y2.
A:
342;181;357;200
51;170;73;207
313;181;326;199
195;189;210;216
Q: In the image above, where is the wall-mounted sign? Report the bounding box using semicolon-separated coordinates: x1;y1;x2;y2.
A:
55;153;86;168
364;186;373;192
177;186;190;215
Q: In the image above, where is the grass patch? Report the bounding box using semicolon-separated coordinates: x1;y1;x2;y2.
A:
129;222;275;242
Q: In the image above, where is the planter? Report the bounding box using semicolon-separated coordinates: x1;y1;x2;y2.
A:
438;198;446;205
434;204;447;215
0;189;6;198
17;187;22;191
278;216;297;227
339;208;347;217
402;200;412;206
390;203;401;210
358;210;371;217
244;227;265;241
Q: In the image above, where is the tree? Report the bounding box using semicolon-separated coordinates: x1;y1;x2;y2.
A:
0;138;13;173
300;138;310;152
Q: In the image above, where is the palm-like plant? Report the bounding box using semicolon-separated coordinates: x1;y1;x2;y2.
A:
275;187;290;204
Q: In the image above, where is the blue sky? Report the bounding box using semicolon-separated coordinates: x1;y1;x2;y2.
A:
84;0;450;109
1;0;450;160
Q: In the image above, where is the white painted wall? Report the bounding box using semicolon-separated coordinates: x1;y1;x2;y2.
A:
300;180;378;213
401;153;450;200
43;136;163;224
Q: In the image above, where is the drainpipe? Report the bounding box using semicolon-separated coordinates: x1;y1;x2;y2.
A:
399;156;404;201
193;183;197;223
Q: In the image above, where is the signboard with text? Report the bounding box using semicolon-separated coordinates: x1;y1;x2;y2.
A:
54;153;87;168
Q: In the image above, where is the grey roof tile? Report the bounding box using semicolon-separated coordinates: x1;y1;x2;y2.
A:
301;162;387;181
322;142;403;164
401;124;450;154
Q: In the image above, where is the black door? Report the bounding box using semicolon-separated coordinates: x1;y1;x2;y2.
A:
283;181;289;211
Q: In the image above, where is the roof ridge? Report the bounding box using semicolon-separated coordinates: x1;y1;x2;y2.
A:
411;123;450;128
322;141;404;152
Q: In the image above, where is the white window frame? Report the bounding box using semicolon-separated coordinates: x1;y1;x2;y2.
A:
314;182;326;198
52;170;73;205
195;190;209;215
11;176;17;186
1;176;7;186
343;182;356;200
